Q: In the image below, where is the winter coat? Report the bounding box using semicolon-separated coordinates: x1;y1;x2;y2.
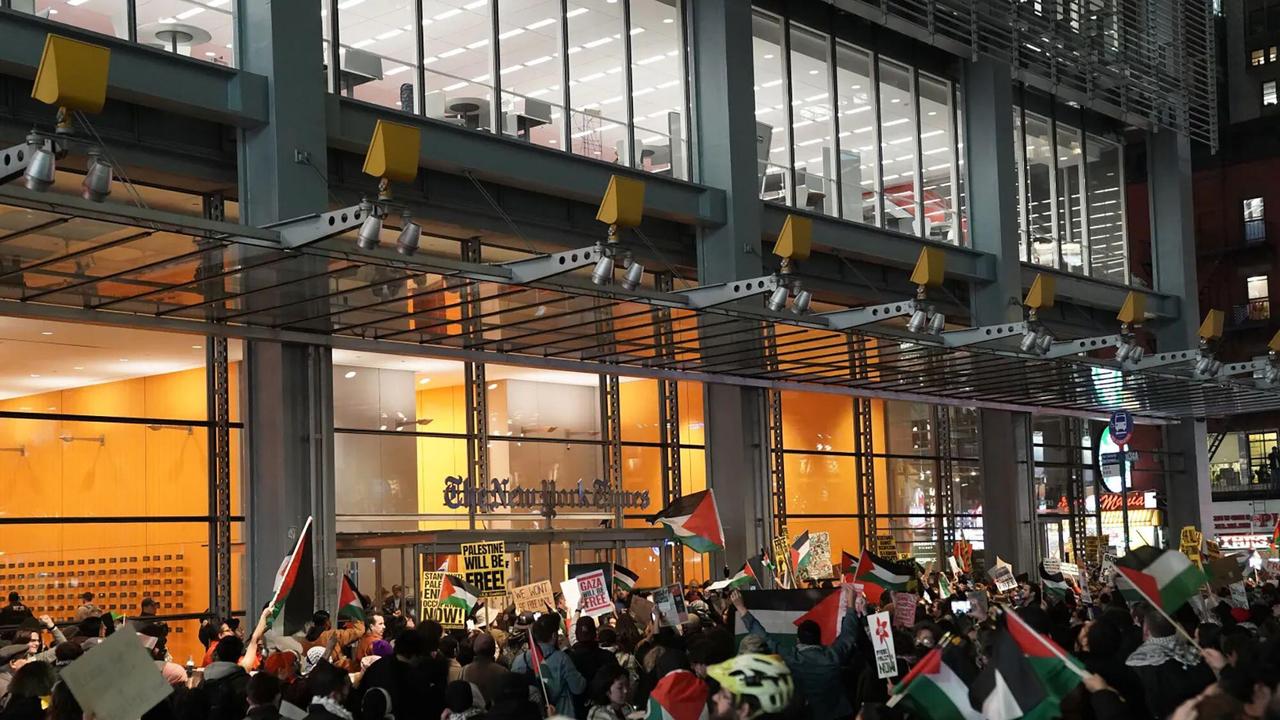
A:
741;609;858;720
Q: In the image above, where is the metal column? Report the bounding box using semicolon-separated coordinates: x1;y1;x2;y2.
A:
461;238;488;531
1065;418;1088;563
852;337;877;550
935;406;955;561
654;273;684;583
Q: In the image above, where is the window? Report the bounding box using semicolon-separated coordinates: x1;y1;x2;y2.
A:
1264;80;1278;106
750;9;966;243
330;0;691;175
14;1;235;66
1271;46;1278;62
1247;275;1270;321
1248;275;1269;300
1023;112;1056;268
1254;49;1267;66
1245;197;1266;221
1086;134;1126;282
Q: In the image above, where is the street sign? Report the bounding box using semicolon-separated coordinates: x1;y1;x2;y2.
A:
1109;410;1133;446
1101;451;1123;479
1125;450;1139;462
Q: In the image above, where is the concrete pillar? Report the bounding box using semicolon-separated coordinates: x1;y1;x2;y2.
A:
236;0;337;615
689;0;767;567
1148;130;1211;533
963;58;1035;565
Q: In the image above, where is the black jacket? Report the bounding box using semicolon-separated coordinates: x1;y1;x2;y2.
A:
1128;658;1214;720
184;662;250;720
303;705;347;720
565;641;619;718
352;655;445;720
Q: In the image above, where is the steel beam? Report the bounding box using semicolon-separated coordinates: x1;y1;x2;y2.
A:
0;10;268;128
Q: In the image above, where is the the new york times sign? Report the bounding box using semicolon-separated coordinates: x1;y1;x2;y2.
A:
443;476;650;513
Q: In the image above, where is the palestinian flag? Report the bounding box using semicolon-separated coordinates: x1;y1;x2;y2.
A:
1006;609;1084;700
648;490;724;553
613;564;639;594
707;564;756;592
790;531;813;574
938;572;953;600
969;627;1049;720
732;589;834;652
840;551;858;582
893;638;983;720
794;587;847;645
853;550;914;604
268;516;315;635
440;575;480;612
746;555;770;587
647;669;709;720
1114;546;1206;613
338;574;365;622
1038;562;1069;601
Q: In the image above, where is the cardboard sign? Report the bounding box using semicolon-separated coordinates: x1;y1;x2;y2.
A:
576;570;613;618
1208;556;1245;591
653;584;688;627
876;533;900;561
61;621;173;720
1059;562;1080;580
461;541;508;597
629;594;655;628
1043;558;1060;576
868;612;898;679
798;531;833;580
947;556;961;576
892;592;918;628
420;571;445;609
989;565;1018;593
1078;582;1092;606
421;605;466;628
1180;526;1203;568
512;581;555;614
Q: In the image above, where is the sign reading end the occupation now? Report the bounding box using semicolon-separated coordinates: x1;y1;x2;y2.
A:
461;541;508;597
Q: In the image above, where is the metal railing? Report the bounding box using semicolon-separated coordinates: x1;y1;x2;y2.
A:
1212;462;1280;494
1232;298;1271;325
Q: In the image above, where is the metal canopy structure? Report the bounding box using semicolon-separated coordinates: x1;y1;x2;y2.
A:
0;184;1275;421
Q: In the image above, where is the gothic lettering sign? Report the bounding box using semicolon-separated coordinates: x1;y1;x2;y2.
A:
443;476;650;513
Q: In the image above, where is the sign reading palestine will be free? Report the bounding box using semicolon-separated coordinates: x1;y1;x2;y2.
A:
461;541;508;597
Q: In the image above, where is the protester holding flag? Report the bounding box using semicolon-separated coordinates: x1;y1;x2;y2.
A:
1124;607;1215;719
510;613;586;718
730;586;860;720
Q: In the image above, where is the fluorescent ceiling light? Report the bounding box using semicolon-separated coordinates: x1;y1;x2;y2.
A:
351;39;376;48
630;27;645;35
467;39;490;49
566;7;589;17
443;81;469;91
760;79;782;88
920;130;944;138
882;118;910;127
502;64;525;74
656;80;679;89
176;7;205;19
434;8;462;20
583;37;613;48
499;28;525;39
464;0;487;7
375;29;403;40
439;47;466;58
632;87;654;97
527;18;557;30
424;56;439;64
207;0;231;6
336;0;364;8
578;72;605;82
525;55;554;66
385;65;412;76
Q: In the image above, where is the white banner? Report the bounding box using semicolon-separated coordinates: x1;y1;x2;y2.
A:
868;611;897;680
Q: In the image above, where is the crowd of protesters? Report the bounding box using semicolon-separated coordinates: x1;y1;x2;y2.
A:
4;564;1280;720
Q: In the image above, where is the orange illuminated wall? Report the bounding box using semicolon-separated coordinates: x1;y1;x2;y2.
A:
415;382;469;530
0;364;240;663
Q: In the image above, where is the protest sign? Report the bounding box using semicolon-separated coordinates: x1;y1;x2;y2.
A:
1180;526;1203;568
576;570;613;618
420;571;444;609
989;564;1018;593
421;605;466;628
771;532;794;588
1229;582;1249;609
892;592;918;628
61;622;172;720
966;591;989;621
798;532;833;580
627;591;655;625
868;612;898;679
560;579;581;614
875;533;900;560
947;556;961;576
1059;562;1080;580
1208;556;1245;591
1043;558;1060;576
653;584;688;627
461;541;508;597
629;594;655;628
512;581;555;614
1100;552;1117;579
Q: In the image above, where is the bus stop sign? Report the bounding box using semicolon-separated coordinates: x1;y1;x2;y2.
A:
1109;410;1133;446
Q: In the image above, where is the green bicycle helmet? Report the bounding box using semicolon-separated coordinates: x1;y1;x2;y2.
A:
706;653;794;717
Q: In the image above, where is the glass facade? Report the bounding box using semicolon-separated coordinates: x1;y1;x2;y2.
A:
330;0;689;179
0;319;243;664
775;388;980;569
15;0;236;66
752;9;966;244
332;351;706;589
1015;106;1128;283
